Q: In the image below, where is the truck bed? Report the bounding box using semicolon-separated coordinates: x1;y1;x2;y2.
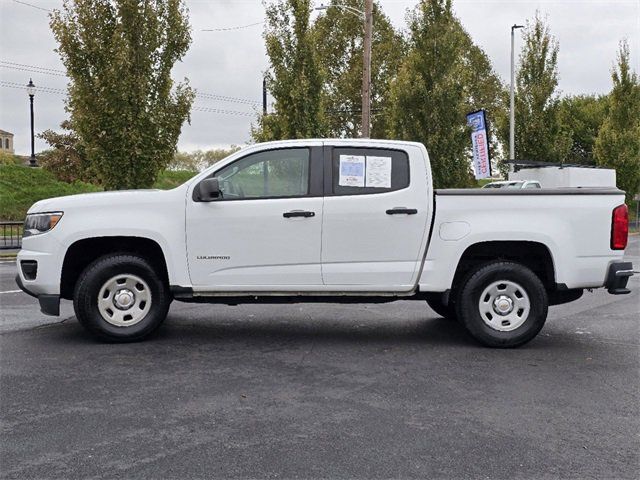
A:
420;187;627;292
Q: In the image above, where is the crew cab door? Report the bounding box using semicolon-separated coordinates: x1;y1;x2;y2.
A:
321;145;430;288
186;146;324;289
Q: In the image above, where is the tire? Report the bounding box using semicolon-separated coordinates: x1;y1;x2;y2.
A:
73;254;171;342
455;261;548;348
425;293;456;320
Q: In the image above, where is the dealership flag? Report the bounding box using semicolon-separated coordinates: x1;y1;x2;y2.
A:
466;110;492;179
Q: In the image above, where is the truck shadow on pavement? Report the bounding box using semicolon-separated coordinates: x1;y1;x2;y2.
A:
35;312;482;349
158;314;477;347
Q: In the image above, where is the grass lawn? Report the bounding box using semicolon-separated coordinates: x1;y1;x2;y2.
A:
0;165;196;221
154;170;197;189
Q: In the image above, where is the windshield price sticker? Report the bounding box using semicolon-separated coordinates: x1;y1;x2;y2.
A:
339;154;393;188
339;155;365;187
365;156;392;188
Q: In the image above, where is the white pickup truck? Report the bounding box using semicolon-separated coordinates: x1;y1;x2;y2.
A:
16;139;634;347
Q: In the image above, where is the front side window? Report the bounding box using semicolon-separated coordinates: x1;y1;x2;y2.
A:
214;148;310;200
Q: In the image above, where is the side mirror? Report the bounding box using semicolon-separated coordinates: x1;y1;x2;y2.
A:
198;177;222;201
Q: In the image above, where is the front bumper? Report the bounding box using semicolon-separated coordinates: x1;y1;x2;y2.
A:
15;274;60;316
16;233;64;316
604;261;635;294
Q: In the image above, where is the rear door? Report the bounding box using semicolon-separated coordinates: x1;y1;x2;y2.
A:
320;145;430;288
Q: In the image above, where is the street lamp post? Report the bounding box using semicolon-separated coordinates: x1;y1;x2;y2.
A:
315;1;372;138
26;78;37;167
509;24;524;161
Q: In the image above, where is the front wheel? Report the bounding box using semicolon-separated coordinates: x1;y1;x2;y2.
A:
73;254;171;342
456;261;548;348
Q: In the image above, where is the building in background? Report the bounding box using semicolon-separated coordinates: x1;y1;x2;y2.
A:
0;129;15;154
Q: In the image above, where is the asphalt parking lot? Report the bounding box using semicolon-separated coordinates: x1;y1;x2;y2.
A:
1;237;638;479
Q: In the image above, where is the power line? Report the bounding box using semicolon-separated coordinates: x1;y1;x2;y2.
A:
12;0;262;32
0;78;374;118
0;61;66;74
195;91;259;106
0;64;68;78
202;21;264;32
11;0;52;13
192;106;255;117
0;80;66;95
0;82;257;118
0;60;261;106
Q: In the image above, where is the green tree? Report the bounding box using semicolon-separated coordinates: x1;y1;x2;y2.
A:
385;0;503;188
169;146;241;171
313;0;404;138
252;0;327;141
50;0;195;190
594;40;640;203
498;13;570;164
557;94;608;165
38;120;97;183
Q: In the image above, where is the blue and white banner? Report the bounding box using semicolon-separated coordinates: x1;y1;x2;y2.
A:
466;110;492;179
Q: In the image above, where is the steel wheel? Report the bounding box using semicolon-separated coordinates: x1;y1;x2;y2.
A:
478;280;530;332
456;261;548;348
97;274;152;327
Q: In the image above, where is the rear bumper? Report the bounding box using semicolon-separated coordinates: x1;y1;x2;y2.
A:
15;274;60;316
604;262;634;294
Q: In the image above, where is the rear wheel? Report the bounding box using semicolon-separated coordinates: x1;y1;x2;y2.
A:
73;254;170;342
456;261;548;348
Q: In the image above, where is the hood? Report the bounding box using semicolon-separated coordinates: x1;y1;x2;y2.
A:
27;189;176;214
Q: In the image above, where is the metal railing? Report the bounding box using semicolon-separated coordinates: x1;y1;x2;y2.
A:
1;221;22;250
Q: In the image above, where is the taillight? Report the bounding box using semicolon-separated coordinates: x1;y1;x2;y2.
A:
611;204;628;250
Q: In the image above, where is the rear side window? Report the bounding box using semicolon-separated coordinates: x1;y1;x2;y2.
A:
331;147;410;196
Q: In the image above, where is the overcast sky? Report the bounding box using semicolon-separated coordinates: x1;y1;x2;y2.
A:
1;0;638;155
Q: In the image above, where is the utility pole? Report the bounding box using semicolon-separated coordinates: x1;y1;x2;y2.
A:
509;24;524;161
361;0;373;138
262;76;267;115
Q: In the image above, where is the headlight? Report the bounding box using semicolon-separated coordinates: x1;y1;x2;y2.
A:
23;212;63;237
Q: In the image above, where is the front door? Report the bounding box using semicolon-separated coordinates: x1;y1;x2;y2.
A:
186;146;324;289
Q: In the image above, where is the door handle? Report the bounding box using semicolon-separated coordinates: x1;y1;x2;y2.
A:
283;210;315;218
386;207;418;215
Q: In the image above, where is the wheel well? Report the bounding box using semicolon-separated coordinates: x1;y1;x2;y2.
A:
452;241;556;293
60;237;169;300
